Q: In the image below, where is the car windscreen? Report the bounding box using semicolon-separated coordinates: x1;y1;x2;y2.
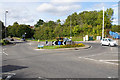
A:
108;39;113;41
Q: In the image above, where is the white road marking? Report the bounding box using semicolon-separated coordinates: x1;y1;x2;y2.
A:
79;57;98;61
3;48;7;50
2;73;16;75
38;77;42;78
90;46;92;48
2;73;16;80
78;57;119;65
99;60;118;65
107;76;116;78
3;52;8;56
99;60;120;61
107;77;112;78
80;52;106;58
27;43;32;45
35;49;45;50
110;47;113;51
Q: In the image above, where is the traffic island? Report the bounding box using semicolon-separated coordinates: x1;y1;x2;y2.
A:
35;43;91;50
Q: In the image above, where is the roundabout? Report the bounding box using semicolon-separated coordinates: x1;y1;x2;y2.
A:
2;41;119;78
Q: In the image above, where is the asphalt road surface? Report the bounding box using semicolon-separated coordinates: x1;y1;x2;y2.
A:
2;41;119;79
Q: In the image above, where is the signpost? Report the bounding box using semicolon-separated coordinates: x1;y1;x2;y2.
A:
102;7;104;39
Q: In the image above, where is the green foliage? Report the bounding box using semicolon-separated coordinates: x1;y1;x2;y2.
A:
71;37;83;41
57;43;85;48
0;39;10;45
1;8;116;41
111;25;120;32
0;21;5;39
34;19;44;28
34;8;115;40
7;22;34;38
33;8;115;40
42;45;59;49
42;43;85;49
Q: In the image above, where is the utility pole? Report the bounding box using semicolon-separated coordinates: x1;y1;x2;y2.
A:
102;7;104;39
70;16;72;39
5;10;8;38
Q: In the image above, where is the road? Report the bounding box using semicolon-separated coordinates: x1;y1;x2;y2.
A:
2;41;119;79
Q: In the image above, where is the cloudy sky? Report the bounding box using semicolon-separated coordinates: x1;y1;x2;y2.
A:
0;0;119;26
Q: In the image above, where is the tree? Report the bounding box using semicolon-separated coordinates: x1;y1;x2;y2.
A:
111;25;120;32
33;8;115;40
7;22;34;38
73;25;80;36
34;19;44;28
0;21;5;39
57;19;61;24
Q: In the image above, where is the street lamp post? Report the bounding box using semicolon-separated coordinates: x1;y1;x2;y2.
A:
70;16;72;39
102;7;104;39
5;10;8;38
25;32;26;38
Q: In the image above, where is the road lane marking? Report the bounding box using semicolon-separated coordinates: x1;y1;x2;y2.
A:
107;76;117;78
99;60;118;65
1;73;16;75
79;57;98;62
99;60;120;61
2;73;16;80
107;77;112;78
3;48;7;50
90;46;92;48
35;49;45;50
27;43;32;45
78;57;118;65
79;51;118;58
80;52;106;58
3;52;8;56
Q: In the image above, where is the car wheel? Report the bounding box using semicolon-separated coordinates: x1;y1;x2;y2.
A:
109;43;111;47
101;44;103;46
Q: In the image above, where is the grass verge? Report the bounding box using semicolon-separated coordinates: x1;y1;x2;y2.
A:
39;43;85;49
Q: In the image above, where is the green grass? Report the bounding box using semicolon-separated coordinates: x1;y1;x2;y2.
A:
71;37;83;41
12;37;21;40
29;37;83;42
43;45;60;49
28;39;56;42
40;43;85;49
0;39;11;45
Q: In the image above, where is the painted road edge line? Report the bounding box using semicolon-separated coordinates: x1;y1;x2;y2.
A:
78;57;118;65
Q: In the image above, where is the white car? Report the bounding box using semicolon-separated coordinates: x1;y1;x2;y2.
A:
101;38;118;46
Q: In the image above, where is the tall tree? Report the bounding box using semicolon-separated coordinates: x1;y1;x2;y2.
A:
0;21;5;39
7;22;34;38
34;19;44;28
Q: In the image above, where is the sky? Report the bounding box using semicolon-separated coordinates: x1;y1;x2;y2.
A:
0;0;119;26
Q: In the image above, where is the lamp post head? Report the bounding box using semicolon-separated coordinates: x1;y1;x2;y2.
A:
6;10;8;13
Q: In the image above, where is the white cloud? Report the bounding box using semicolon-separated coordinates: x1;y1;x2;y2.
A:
0;0;119;2
113;6;118;16
36;2;81;16
0;4;35;26
112;4;118;7
51;0;120;2
112;18;118;25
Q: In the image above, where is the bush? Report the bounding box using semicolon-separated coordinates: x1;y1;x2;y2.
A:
0;39;10;45
57;43;85;48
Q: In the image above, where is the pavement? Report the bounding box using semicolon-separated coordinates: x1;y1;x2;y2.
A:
1;40;119;79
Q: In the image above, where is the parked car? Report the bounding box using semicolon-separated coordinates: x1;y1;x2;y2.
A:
63;38;72;42
101;38;118;46
10;38;14;41
21;38;25;41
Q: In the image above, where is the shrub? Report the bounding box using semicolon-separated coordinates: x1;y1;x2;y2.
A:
57;43;85;48
0;39;10;45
